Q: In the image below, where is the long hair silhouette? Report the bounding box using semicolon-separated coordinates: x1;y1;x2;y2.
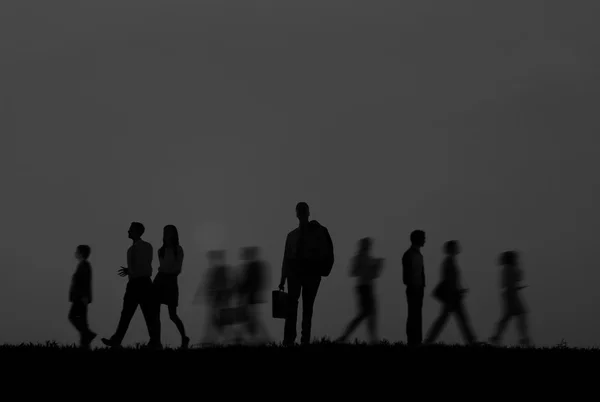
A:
158;224;180;260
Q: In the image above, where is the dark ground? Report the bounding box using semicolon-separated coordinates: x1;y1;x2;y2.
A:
2;339;595;397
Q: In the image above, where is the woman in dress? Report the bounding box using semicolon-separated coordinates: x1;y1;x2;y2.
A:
153;224;190;348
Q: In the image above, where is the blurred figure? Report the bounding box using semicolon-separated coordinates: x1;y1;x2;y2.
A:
489;251;531;347
68;245;96;349
279;202;333;345
424;241;477;345
402;230;426;346
102;222;161;349
202;250;235;344
153;224;189;349
337;237;383;344
236;246;270;344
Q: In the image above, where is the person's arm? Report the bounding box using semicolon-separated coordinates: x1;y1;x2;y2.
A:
83;263;92;304
119;247;132;277
175;247;184;275
148;243;154;274
279;234;290;290
402;254;409;286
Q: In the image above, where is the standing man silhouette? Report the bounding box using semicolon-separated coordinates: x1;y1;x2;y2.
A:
279;202;330;345
402;230;426;346
102;222;161;349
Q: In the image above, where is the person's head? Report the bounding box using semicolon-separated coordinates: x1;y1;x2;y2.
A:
358;237;372;254
208;250;226;265
128;222;145;240
296;202;310;224
159;224;180;259
75;245;91;261
410;230;426;248
500;251;518;266
444;240;460;256
241;246;259;261
163;224;179;247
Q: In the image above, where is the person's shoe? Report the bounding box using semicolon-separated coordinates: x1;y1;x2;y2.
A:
488;336;498;345
101;337;121;348
181;336;190;349
148;341;163;351
519;338;532;348
85;331;97;345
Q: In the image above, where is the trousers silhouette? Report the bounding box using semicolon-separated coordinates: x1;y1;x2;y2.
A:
425;299;476;344
339;284;377;342
112;277;159;344
491;291;530;345
406;286;424;345
69;301;92;338
284;270;321;344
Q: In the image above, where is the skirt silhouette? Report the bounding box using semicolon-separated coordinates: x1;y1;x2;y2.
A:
153;272;179;307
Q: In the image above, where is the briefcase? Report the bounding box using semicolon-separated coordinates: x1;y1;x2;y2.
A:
272;290;289;319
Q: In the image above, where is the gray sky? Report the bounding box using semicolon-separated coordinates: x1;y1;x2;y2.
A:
1;0;599;347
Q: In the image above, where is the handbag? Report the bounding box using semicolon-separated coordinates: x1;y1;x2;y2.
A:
272;290;289;319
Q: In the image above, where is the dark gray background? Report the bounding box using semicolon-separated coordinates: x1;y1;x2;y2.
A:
1;0;598;347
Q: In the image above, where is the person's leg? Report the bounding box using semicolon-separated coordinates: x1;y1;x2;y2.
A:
202;306;218;344
405;287;413;345
106;281;139;346
69;302;86;344
168;304;189;348
416;287;424;344
300;274;321;344
338;285;368;342
283;274;302;345
406;287;424;346
140;279;161;347
454;301;477;344
517;313;531;346
366;285;378;343
490;313;511;344
424;304;451;344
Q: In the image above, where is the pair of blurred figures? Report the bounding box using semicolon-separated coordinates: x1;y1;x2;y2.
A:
197;247;270;345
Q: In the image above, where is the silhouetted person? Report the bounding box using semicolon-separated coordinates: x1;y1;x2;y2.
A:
102;222;161;349
424;241;477;345
69;245;97;349
489;251;531;347
153;224;189;349
279;202;330;345
337;237;383;344
202;250;235;344
402;230;426;346
236;246;270;344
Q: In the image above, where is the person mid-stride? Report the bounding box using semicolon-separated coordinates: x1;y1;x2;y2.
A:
489;250;532;347
102;222;161;349
336;237;383;344
424;240;477;346
152;224;190;349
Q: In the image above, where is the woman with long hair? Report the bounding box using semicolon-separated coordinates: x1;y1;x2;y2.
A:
153;224;190;348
